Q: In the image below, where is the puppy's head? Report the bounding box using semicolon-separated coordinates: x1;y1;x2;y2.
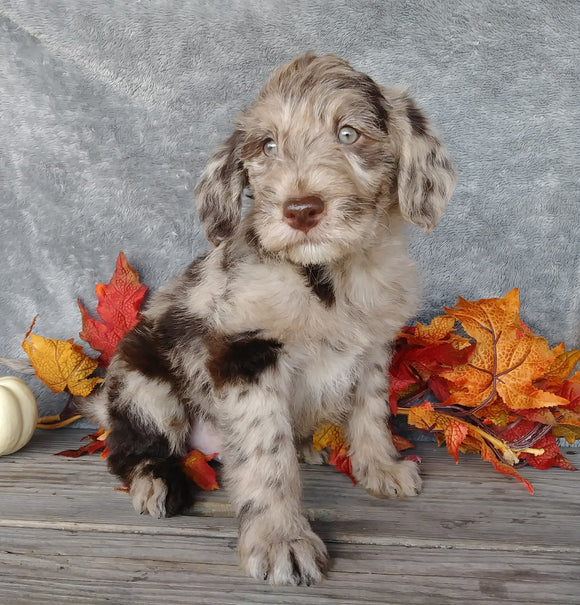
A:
194;53;456;264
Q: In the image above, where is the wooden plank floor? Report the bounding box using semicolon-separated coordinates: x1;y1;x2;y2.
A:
1;430;579;604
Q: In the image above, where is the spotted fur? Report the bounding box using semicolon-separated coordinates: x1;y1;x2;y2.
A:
79;53;456;586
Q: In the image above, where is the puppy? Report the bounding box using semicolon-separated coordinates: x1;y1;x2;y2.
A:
81;53;456;585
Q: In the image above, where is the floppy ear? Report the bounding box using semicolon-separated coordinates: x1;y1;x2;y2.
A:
389;91;456;232
194;130;247;246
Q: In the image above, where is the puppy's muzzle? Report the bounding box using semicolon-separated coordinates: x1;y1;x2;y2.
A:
283;196;325;233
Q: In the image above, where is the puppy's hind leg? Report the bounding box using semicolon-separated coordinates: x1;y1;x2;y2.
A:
104;374;194;518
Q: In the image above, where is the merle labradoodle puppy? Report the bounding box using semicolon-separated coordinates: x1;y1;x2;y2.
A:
81;53;456;585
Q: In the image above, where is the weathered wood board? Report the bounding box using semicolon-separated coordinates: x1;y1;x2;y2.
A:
1;430;578;604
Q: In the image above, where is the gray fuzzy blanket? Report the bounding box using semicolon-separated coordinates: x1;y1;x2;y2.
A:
0;1;578;416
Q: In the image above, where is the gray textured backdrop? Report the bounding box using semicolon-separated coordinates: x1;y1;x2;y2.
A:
1;1;578;416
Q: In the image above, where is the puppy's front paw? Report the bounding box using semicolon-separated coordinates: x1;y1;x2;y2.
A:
354;458;422;498
239;520;328;585
129;463;192;518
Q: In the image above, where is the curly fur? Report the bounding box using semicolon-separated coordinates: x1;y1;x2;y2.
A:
80;53;456;585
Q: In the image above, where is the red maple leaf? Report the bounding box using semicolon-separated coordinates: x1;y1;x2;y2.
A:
55;428;110;458
500;419;577;471
78;252;147;367
389;316;475;413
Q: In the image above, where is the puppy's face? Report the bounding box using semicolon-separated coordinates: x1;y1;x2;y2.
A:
239;55;395;264
195;54;456;265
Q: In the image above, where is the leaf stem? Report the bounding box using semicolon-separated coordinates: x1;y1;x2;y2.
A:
397;408;545;463
37;414;83;429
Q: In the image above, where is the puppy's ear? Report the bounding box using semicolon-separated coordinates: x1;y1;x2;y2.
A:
389;91;456;232
194;130;247;246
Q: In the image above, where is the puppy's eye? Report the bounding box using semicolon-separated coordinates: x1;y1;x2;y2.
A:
338;126;359;145
263;139;277;157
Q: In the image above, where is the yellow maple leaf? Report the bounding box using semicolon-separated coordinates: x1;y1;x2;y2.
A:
22;317;103;397
313;423;346;452
442;289;568;410
544;347;580;383
473;399;511;427
552;424;580;445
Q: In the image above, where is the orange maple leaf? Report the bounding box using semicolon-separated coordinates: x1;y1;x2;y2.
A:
22;316;103;397
78;252;147;367
398;315;471;349
181;450;219;491
442;289;569;411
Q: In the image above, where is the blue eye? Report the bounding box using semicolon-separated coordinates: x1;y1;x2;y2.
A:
263;139;277;157
338;126;359;144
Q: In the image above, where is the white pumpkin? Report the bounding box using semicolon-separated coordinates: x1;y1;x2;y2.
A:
0;376;38;456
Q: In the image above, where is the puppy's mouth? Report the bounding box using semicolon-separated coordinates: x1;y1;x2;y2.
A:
273;218;360;265
249;192;380;264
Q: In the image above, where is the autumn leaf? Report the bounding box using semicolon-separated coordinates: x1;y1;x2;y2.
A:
394;291;578;493
78;252;147;367
407;403;472;464
182;450;219;491
544;348;580;384
392;433;415;452
22;316;102;397
398;315;469;348
313;423;346;452
499;420;576;472
56;428;110;458
557;373;580;410
478;440;534;495
445;420;469;463
389;316;475;413
403;401;542;492
312;423;356;484
552;424;580;445
442;289;569;410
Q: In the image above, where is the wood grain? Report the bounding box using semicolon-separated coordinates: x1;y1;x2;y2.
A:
1;429;579;604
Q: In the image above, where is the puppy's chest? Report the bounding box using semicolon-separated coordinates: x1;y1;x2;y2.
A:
223;256;400;350
291;338;363;395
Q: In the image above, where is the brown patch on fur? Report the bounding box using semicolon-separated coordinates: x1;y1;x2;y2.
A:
301;265;335;307
194;130;247;245
406;100;429;136
206;331;283;389
115;309;208;401
116;319;173;382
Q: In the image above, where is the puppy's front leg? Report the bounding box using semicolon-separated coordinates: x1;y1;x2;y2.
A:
219;383;328;585
346;347;422;498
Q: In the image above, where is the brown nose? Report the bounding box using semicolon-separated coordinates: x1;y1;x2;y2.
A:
283;196;325;232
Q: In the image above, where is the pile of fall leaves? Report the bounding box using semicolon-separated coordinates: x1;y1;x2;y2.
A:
3;253;579;494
